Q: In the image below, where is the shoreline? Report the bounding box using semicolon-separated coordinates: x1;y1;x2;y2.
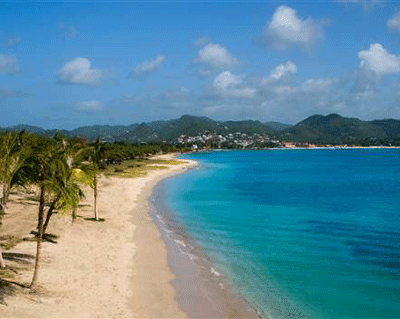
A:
195;145;400;153
130;154;195;318
149;169;263;319
0;153;259;318
0;153;194;318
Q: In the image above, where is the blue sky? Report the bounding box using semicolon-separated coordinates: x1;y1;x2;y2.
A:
1;0;400;129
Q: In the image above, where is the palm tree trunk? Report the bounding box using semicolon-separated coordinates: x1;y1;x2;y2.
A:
71;209;77;223
0;246;6;269
94;174;98;220
30;186;45;289
1;184;7;206
42;193;61;236
0;201;6;268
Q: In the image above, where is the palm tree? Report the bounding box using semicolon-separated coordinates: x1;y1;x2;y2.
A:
16;138;86;289
41;136;91;234
88;138;104;221
0;131;28;206
0;131;30;269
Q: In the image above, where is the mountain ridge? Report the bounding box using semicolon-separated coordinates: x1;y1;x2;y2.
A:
3;113;400;146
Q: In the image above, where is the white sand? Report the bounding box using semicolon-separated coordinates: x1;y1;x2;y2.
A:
0;154;197;318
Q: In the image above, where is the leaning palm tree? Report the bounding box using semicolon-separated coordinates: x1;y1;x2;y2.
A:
16;138;85;289
40;135;86;233
41;137;92;234
0;131;28;206
0;131;30;269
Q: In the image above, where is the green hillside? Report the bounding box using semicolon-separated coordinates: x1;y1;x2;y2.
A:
281;114;395;145
3;113;400;146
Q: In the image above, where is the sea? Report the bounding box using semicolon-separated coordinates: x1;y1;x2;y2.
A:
151;149;400;319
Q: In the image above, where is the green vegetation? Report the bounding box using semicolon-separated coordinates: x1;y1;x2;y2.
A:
0;131;189;289
1;113;399;289
4;114;400;147
103;158;175;178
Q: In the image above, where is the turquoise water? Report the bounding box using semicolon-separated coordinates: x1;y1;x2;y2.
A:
162;149;400;319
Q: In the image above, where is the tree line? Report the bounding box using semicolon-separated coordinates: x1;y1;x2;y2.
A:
0;131;188;289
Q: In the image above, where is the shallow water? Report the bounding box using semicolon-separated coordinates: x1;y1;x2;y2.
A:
158;149;400;319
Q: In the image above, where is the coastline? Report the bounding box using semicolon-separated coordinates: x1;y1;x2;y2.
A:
0;154;194;318
130;154;196;318
150;170;263;319
0;152;259;318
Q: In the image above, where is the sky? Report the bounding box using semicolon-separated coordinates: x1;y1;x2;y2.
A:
1;0;400;129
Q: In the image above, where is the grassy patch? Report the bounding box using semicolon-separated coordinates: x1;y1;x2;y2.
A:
144;159;182;165
119;165;168;178
104;158;175;178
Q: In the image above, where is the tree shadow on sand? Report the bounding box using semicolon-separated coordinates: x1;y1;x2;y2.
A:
83;217;105;222
3;252;34;264
22;232;59;244
0;252;34;305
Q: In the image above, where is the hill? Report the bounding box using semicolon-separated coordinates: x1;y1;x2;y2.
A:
2;115;283;143
281;114;400;145
2;114;400;146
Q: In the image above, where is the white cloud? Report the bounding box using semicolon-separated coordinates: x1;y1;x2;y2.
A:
196;43;238;69
58;58;103;85
270;85;299;95
387;11;400;31
195;36;210;47
213;71;256;98
0;54;18;74
358;43;400;75
261;61;297;85
258;6;325;51
132;55;166;77
300;77;337;92
77;100;104;112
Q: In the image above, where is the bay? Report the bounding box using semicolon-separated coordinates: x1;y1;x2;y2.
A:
161;149;400;319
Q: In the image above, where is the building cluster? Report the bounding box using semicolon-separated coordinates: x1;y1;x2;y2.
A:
174;131;281;149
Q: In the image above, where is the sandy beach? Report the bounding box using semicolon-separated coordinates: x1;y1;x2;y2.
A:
0;154;196;318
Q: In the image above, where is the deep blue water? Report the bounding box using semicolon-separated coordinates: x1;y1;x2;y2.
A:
162;149;400;319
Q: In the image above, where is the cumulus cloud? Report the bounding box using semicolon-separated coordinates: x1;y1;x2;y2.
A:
0;54;18;74
77;100;104;112
257;6;325;51
261;61;297;85
270;85;299;95
300;77;338;92
358;43;400;75
213;71;256;98
196;43;239;69
131;55;166;78
387;12;400;31
58;58;103;85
